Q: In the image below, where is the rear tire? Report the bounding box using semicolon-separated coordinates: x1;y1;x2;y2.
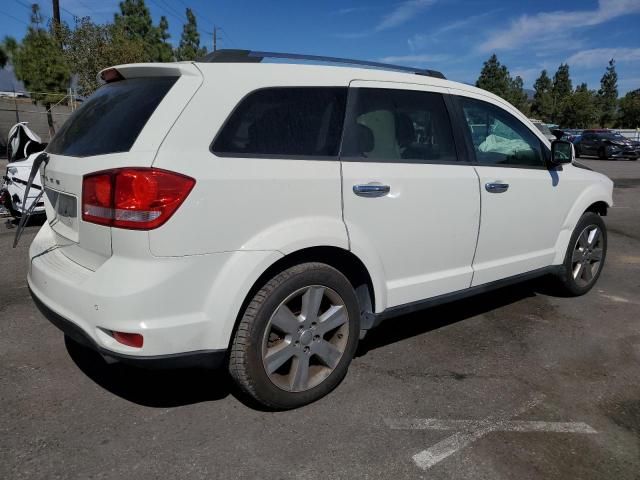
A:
555;212;607;296
229;262;360;410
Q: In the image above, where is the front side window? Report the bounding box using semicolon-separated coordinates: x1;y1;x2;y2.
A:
459;97;544;167
212;87;347;157
340;88;457;163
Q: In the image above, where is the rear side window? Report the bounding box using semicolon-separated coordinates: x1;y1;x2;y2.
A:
212;87;347;157
47;77;178;157
340;88;458;163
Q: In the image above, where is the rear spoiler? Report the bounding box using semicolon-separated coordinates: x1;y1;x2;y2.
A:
97;63;201;84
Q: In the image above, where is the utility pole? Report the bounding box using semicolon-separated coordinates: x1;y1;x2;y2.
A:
213;26;217;52
52;0;61;27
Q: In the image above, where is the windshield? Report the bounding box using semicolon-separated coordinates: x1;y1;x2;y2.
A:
47;76;178;157
599;132;625;140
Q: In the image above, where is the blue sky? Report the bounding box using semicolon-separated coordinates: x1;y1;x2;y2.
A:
2;0;639;94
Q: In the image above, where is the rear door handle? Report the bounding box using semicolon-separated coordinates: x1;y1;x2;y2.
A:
353;183;390;198
485;182;509;193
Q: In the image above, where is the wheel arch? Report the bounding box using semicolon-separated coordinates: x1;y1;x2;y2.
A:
552;184;612;264
585;200;608;217
228;246;378;350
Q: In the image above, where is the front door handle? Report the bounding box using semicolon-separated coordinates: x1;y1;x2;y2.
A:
353;183;391;198
485;182;509;193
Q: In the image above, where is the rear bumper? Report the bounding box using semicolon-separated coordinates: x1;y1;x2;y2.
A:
28;221;282;357
30;286;226;369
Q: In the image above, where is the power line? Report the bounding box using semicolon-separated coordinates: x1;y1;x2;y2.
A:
0;10;29;26
148;0;186;25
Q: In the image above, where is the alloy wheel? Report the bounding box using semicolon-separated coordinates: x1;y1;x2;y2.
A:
571;225;604;287
261;285;349;392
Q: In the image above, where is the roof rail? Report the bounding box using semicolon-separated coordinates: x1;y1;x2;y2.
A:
198;49;446;80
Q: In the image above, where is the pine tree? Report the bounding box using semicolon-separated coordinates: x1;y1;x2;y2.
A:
551;64;572;123
114;0;168;62
155;16;174;62
476;54;530;114
617;89;640;128
114;0;154;41
531;70;553;122
176;8;207;61
476;54;511;100
12;4;70;137
506;75;529;114
597;58;618;127
560;83;598;128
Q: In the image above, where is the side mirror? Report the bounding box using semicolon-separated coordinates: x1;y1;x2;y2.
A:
550;139;573;165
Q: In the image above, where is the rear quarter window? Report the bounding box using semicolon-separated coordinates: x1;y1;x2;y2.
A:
211;87;347;158
47;76;178;157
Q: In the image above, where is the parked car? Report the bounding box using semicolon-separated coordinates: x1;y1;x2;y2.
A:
25;50;613;409
1;122;47;218
575;129;639;160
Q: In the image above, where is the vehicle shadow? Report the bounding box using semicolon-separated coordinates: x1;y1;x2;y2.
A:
65;336;233;408
357;277;555;356
65;277;558;409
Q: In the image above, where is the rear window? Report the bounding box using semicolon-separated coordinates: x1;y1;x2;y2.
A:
47;76;178;157
212;87;347;158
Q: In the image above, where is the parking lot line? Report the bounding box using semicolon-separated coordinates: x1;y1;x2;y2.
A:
386;394;597;471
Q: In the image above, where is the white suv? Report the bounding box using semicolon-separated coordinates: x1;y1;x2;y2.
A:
27;50;613;409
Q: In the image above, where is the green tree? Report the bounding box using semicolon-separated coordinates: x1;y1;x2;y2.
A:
155;16;174;62
617;89;640;128
12;5;70;136
476;54;511;99
114;0;169;62
506;75;529;114
61;17;147;96
114;0;154;41
559;83;598;128
531;70;553;122
176;8;207;61
551;64;572;123
476;54;530;114
597;58;618;127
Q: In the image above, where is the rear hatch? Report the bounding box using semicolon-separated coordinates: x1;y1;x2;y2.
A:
41;63;202;270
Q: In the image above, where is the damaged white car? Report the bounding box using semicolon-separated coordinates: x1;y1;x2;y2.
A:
1;122;46;218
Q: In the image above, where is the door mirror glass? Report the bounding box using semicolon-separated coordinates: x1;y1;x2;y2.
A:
551;140;573;165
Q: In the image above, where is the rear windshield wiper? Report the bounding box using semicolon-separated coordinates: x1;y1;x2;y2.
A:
13;152;49;248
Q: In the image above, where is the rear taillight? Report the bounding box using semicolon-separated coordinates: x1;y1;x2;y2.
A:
82;168;195;230
112;331;144;348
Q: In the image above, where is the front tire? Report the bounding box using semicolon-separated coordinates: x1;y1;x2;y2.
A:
556;212;607;296
229;263;360;410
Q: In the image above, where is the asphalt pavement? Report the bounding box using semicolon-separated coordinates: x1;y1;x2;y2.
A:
1;158;639;479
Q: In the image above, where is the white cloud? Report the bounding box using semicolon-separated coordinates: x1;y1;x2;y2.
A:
479;0;640;52
567;48;640;67
408;10;500;51
375;0;436;32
